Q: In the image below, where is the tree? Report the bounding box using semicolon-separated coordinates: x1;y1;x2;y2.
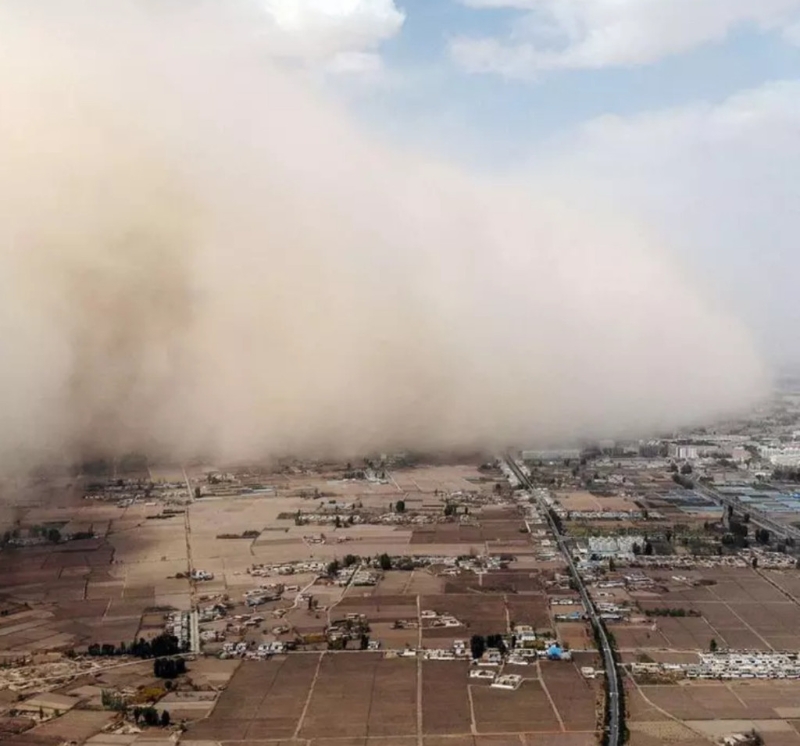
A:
709;638;718;653
343;554;359;567
608;557;616;572
680;463;693;475
443;503;456;517
632;542;642;556
395;500;406;513
470;634;486;660
327;560;340;577
160;710;171;727
334;516;341;529
644;541;654;556
194;487;201;498
46;528;61;543
378;553;392;571
143;707;160;726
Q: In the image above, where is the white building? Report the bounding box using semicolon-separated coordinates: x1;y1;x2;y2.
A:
761;447;800;467
669;445;698;460
587;536;645;557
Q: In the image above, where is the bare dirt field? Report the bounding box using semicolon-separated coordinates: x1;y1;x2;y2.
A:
558;492;636;512
411;520;526;546
422;660;472;735
189;654;321;740
609;624;671;650
540;661;598;730
471;680;561;733
557;623;592;650
300;653;417;739
337;594;418;622
421;594;507;636
628;721;710;746
30;710;115;742
626;683;673;722
634;567;800;651
507;597;551;631
640;681;800;721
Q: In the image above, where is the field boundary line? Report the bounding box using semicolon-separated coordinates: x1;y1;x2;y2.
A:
707;584;773;651
755;568;800;606
726;682;747;707
466;683;478;735
293;652;324;740
629;678;711;741
416;594;423;746
363;654;380;739
537;661;565;732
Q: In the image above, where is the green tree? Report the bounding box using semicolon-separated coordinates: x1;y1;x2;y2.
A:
709;638;718;653
160;710;171;727
378;553;392;571
395;500;406;513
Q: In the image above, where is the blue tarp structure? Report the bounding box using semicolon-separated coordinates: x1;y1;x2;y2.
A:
547;644;563;660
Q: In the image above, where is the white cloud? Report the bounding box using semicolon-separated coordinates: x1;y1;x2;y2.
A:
452;0;800;77
527;79;800;362
261;0;404;74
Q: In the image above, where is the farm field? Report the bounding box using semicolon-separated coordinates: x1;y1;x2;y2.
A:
612;567;800;653
187;656;597;743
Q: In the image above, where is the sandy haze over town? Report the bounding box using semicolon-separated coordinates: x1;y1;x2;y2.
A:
0;0;769;467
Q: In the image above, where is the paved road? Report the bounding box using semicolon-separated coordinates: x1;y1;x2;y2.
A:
503;456;621;746
182;466;199;654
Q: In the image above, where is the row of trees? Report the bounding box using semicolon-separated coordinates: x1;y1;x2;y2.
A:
87;633;183;659
644;608;701;618
328;553;394;577
469;633;508;659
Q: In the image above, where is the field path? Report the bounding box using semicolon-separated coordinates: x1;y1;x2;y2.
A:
416;593;423;746
628;678;711;740
294;651;324;739
538;660;566;731
466;684;478;735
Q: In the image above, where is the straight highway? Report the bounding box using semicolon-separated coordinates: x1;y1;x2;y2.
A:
503;456;621;746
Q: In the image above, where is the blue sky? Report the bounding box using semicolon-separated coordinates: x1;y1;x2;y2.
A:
359;2;800;166
259;0;800;364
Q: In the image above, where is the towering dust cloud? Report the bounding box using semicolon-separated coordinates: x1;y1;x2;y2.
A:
0;1;768;467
